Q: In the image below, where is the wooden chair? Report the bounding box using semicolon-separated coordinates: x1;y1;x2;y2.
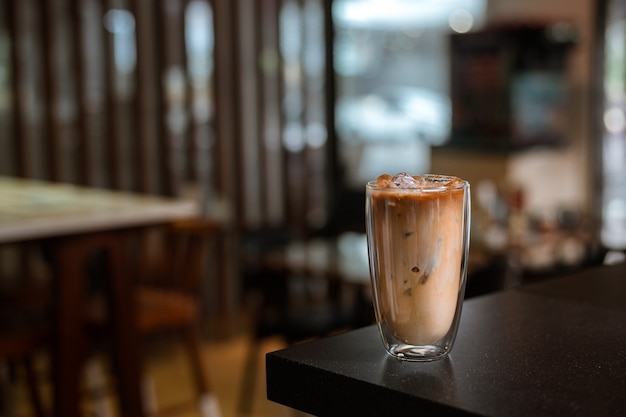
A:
88;218;222;417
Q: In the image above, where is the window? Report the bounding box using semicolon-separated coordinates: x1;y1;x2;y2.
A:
333;0;486;188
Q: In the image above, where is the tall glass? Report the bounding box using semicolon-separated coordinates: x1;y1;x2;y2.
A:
366;173;471;361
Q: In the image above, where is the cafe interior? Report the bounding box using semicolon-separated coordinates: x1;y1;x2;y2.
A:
1;0;625;416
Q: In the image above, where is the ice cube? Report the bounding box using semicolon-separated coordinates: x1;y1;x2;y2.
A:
423;174;463;190
390;172;423;189
376;173;393;187
376;173;425;188
375;173;462;189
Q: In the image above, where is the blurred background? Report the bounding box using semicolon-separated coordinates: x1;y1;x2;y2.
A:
1;0;626;416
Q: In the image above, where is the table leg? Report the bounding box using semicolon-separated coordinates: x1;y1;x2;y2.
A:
102;232;146;417
51;237;86;417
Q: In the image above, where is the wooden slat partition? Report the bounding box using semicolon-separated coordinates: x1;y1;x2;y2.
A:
0;0;188;193
0;0;332;223
0;0;336;311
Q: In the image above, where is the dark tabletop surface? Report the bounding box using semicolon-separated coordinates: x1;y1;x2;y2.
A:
520;262;626;309
266;263;626;417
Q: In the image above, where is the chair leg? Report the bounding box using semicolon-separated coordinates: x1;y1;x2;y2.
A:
84;357;115;417
198;393;222;417
0;363;13;417
238;337;261;415
180;326;221;417
141;373;158;417
22;357;45;417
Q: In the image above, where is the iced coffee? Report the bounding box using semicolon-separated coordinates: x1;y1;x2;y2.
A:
366;173;470;361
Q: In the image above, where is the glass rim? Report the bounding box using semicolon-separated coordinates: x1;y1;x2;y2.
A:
366;175;469;193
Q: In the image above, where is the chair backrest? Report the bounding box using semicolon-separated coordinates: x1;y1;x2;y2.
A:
0;272;51;359
143;218;219;294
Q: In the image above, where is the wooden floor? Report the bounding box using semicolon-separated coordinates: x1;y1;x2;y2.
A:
5;326;306;417
141;332;294;417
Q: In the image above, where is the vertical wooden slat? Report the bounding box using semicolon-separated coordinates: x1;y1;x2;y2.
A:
8;0;29;177
128;0;160;194
121;0;138;193
161;0;189;197
101;0;115;188
239;0;262;227
181;0;195;185
60;0;80;184
302;0;327;231
280;0;307;233
254;0;268;225
122;0;140;192
71;0;93;185
185;0;215;213
212;0;243;320
40;0;62;181
120;0;142;194
151;0;171;196
25;0;48;181
301;0;313;229
99;0;141;192
259;0;286;226
0;0;8;176
159;0;184;196
323;0;339;229
101;0;121;189
213;0;240;219
151;0;167;196
84;0;108;188
30;0;47;181
227;0;243;227
178;0;192;195
178;0;191;191
2;0;17;176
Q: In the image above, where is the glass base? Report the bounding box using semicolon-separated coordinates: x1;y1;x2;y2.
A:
387;344;449;362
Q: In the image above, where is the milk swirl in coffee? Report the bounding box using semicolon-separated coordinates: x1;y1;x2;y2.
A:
367;173;466;346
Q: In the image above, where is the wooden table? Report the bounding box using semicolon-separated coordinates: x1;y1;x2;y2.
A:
266;262;626;417
0;176;198;417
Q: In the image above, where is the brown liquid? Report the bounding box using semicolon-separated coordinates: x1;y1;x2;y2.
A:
369;186;465;345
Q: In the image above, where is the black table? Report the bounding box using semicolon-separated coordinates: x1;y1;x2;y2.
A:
266;263;626;417
520;262;626;310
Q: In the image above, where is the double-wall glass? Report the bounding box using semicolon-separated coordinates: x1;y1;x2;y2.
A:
366;174;471;361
